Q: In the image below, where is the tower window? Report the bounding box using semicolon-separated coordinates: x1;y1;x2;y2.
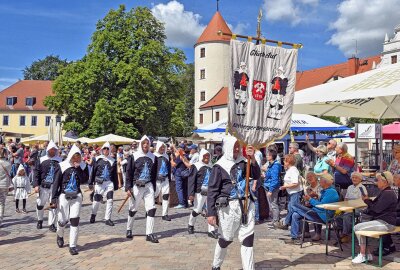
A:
200;91;205;101
200;69;205;79
199;114;203;124
215;111;220;121
200;48;205;58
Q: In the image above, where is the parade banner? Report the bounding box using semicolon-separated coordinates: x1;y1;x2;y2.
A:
228;39;298;147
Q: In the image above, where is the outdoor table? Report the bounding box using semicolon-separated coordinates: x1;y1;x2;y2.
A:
315;198;373;258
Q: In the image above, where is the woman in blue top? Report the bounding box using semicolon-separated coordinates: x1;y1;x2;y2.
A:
314;145;331;175
263;149;282;227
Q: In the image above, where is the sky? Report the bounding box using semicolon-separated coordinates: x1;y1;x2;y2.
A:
0;0;399;90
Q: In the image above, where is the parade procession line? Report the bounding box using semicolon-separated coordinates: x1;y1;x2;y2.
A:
0;187;399;270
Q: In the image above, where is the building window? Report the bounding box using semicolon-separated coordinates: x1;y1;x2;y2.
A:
31;116;37;126
6;97;17;106
45;116;51;126
215;111;220;121
200;69;205;79
200;48;205;58
25;97;36;106
200;91;205;101
199;114;203;124
3;115;9;126
20;116;26;126
392;55;397;64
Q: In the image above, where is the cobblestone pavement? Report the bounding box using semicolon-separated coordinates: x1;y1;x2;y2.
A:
0;186;399;270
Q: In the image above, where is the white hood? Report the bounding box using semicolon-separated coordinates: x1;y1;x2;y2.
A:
97;141;114;165
133;135;155;162
46;140;58;152
60;144;84;173
194;149;211;171
16;164;25;175
154;141;169;160
216;136;238;174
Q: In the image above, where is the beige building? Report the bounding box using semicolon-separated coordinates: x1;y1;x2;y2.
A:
0;80;59;141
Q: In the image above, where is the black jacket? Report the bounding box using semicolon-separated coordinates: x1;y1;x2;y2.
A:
89;157;118;191
207;160;260;217
33;156;62;188
51;165;88;203
364;186;397;225
156;155;171;181
188;165;211;196
126;155;158;191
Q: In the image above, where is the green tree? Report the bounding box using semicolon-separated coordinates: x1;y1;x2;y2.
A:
23;55;69;80
181;63;195;136
346;117;394;128
45;5;187;138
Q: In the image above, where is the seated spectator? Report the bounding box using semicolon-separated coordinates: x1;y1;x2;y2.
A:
288;173;339;243
388;144;400;175
304;171;322;200
277;154;302;230
376;173;400;257
335;172;367;243
326;142;354;190
352;171;397;264
314;145;331;175
263;149;282;227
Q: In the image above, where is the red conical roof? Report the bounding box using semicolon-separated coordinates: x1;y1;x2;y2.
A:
196;11;232;45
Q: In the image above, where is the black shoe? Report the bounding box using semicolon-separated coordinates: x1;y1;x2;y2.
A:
208;230;219;239
49;224;57;232
90;214;96;224
162;215;171;221
105;219;114;226
126;230;133;239
37;220;43;229
69;247;79;255
285;238;302;245
373;245;396;256
188;225;194;234
146;234;159;243
212;267;220;270
57;236;64;248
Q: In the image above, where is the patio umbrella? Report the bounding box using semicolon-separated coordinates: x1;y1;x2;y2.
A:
294;62;400;119
382;121;400;140
89;134;134;145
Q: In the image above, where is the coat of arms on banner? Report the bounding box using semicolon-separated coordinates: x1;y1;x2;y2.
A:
228;39;298;147
252;80;266;101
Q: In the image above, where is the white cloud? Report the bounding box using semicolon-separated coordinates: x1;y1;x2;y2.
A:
151;1;205;48
228;22;250;35
328;0;400;57
263;0;319;26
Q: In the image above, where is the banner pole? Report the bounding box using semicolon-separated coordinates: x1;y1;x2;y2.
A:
244;154;251;217
218;30;303;48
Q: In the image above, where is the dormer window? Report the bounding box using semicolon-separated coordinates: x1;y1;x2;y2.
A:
26;97;36;107
6;96;17;109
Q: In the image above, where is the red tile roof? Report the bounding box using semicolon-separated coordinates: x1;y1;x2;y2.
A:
196;12;232;45
296;55;381;90
199;87;228;109
200;56;381;108
0;80;53;111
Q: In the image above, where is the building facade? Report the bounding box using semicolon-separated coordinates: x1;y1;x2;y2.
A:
379;23;400;67
0;80;59;140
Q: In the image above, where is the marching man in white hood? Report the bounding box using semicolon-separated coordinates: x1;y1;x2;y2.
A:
207;136;260;270
125;135;159;243
89;141;118;226
187;148;217;238
51;144;88;255
33;140;62;232
154;141;172;221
